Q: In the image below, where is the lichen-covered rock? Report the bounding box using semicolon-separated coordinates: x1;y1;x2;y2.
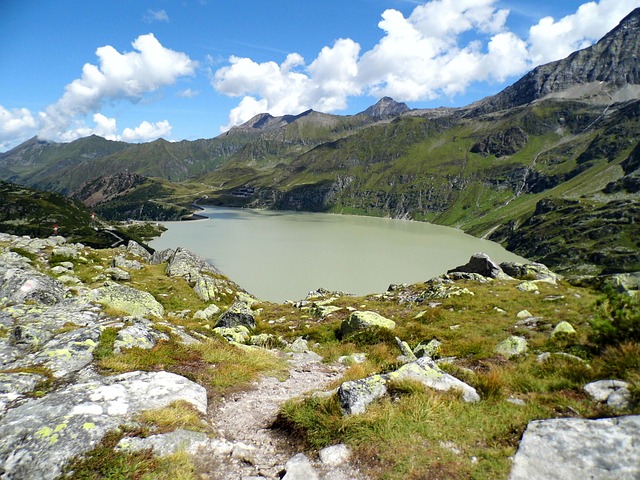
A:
337;353;367;365
500;261;560;285
421;280;475;300
151;248;174;265
91;282;164;318
165;248;221;280
338;375;389;415
105;266;131;281
389;357;480;403
509;416;640;480
395;336;417;361
126;241;151;262
448;253;512;280
249;333;286;349
0;268;67;307
215;302;256;330
112;255;143;270
495;336;528;358
214;325;251;343
113;321;170;353
551;321;577;337
414;339;442;359
289;337;309;353
116;428;209;456
341;311;395;337
517;281;539;293
193;303;221;320
0;370;207;480
338;357;479;415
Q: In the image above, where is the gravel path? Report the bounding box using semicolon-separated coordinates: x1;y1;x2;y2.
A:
198;351;370;480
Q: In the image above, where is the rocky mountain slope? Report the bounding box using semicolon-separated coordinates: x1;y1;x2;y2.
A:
1;9;639;279
0;232;638;479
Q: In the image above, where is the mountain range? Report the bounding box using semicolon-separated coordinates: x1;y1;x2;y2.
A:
1;8;639;276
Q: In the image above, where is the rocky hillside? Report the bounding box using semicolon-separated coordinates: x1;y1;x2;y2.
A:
0;232;638;479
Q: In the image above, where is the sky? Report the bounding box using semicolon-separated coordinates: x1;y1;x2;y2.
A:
1;0;639;152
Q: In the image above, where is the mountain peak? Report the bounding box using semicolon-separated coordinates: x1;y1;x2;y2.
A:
473;8;640;114
360;97;410;118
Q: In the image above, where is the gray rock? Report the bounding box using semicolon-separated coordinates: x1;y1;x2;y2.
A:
447;253;511;279
105;266;131;281
116;428;209;456
340;311;395;337
282;453;320;480
112;255;143;270
215;302;256;330
584;380;631;410
126;241;151;262
338;356;479;415
151;248;174;265
113;322;170;353
510;416;640;480
413;339;441;359
0;268;67;307
92;282;164;318
193;303;221;320
319;443;351;466
551;321;577;337
495;336;528;358
395;337;417;361
517;281;539;293
500;262;560;284
214;326;251;343
0;370;207;480
166;247;221;280
289;337;309;353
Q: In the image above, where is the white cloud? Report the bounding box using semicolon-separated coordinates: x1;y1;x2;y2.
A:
214;40;361;129
38;33;196;141
143;9;169;23
121;120;172;142
528;0;640;64
0;105;37;146
214;0;639;130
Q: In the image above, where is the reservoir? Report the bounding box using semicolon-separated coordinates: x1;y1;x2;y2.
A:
150;207;525;303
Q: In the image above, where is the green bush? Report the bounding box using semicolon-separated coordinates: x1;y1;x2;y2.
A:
589;289;640;349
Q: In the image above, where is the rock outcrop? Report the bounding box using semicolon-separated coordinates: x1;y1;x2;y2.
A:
510;416;640;480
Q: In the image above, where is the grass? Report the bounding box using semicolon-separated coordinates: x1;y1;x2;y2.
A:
61;429;198;480
97;337;287;397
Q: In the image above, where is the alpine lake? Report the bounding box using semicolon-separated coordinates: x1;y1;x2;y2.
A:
150;207;526;303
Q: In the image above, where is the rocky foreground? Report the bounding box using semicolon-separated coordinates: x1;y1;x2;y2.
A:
0;232;638;479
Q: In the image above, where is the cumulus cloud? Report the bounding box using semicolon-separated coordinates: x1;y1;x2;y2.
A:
528;0;640;64
56;114;172;143
0;106;37;147
177;88;200;98
213;39;361;129
38;33;196;141
214;0;639;130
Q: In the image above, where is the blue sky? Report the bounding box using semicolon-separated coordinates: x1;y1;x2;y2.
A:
1;0;639;151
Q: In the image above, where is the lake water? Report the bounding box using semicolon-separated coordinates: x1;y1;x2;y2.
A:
150;207;525;303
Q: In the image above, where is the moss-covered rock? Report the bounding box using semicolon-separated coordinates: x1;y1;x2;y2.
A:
341;311;396;337
91;282;164;318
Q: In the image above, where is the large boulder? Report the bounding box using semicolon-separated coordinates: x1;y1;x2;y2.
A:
165;248;221;280
113;321;170;353
500;261;560;285
340;311;396;337
584;380;631;410
0;268;67;307
448;253;511;280
91;282;164;318
0;370;207;480
215;302;256;329
510;416;640;480
126;241;152;262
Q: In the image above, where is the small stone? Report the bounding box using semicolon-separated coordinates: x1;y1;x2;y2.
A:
551;321;577;337
319;444;351;466
517;310;532;319
517;281;539;293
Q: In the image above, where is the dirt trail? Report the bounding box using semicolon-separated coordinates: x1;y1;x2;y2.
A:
199;351;370;479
